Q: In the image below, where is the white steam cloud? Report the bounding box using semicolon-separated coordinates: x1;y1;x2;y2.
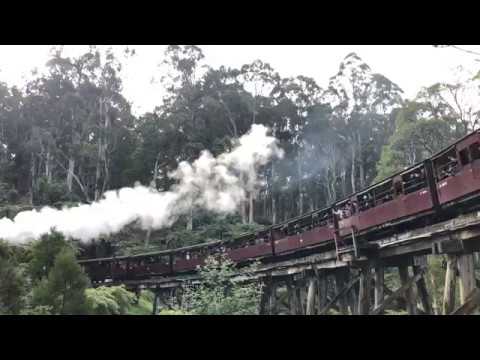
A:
0;124;283;244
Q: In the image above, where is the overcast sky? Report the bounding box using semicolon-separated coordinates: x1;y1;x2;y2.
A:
0;45;478;115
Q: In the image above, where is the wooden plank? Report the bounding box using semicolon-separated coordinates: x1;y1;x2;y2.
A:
358;263;373;315
457;253;476;304
442;254;457;315
399;265;417;315
319;275;360;315
451;287;480;315
370;269;424;315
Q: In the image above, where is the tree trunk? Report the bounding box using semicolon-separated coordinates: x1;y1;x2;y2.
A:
186;207;193;231
241;199;247;224
94;145;103;201
30;153;36;205
145;228;152;248
297;153;304;216
248;191;254;224
357;132;365;189
95;98;110;201
264;192;269;221
272;193;277;225
340;168;347;198
66;158;75;192
45;150;52;183
350;139;356;194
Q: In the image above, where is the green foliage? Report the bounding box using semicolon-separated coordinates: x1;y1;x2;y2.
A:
28;231;72;282
0;182;19;206
85;285;136;315
376;101;459;181
31;247;89;314
0;241;27;314
34;177;70;206
126;290;154;315
177;254;262;315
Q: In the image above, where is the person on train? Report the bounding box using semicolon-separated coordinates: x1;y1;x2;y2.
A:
445;155;458;175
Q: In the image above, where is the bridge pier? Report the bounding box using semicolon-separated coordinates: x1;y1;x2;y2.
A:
152;291;159;315
413;262;432;314
458;253;476;303
334;269;349;315
358;262;372;315
306;276;317;315
374;264;384;313
317;270;328;314
398;264;417;315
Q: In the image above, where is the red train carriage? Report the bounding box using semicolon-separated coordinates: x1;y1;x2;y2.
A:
79;130;480;283
336;163;434;237
434;133;480;206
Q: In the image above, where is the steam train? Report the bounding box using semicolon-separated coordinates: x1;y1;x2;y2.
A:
79;130;480;284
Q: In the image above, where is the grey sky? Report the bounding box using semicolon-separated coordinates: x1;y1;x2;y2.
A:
0;45;478;115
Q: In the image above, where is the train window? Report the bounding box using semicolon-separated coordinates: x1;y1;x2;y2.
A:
357;191;374;212
402;167;426;194
459;148;470;166
373;180;394;205
335;200;355;219
434;149;458;180
470;143;480;162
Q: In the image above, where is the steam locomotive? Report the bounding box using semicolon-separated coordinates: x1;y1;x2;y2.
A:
79;130;480;284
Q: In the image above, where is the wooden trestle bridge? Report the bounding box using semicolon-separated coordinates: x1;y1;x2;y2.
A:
103;210;480;315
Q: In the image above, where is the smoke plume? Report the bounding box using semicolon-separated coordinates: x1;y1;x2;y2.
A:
0;124;283;244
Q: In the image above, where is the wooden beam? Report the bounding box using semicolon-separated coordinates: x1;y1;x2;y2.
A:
370;269;424;315
413;265;432;314
306;277;317;315
319;275;360;315
450;287;480;315
358;263;373;315
457;253;476;304
399;265;417;315
443;254;457;315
